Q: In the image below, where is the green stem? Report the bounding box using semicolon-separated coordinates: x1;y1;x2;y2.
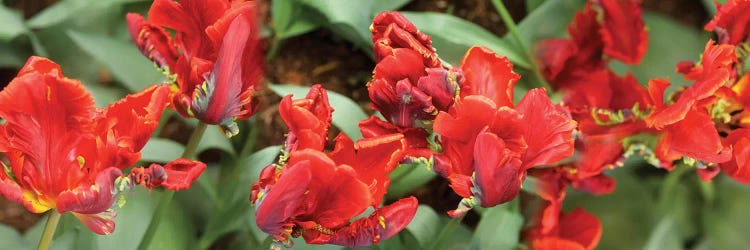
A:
37;211;61;250
491;0;551;90
425;215;464;250
137;122;209;250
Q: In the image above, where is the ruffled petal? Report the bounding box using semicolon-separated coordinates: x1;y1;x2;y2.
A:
459;46;519;108
57;167;122;215
597;0;648;64
319;197;418;248
472;130;523;207
516;88;576;169
72;210;117;235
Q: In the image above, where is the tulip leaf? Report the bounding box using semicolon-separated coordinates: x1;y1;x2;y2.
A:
141;138;185;163
400;11;530;68
403;205;442;248
0;224;24;250
27;0;150;29
702;179;750;249
67;30;165;93
526;0;546;13
371;0;413;14
95;189;197;250
196;125;237;156
508;0;586;45
471;205;524;250
271;0;319;40
387;163;437;199
269;84;367;141
643;217;683;250
0;5;27;42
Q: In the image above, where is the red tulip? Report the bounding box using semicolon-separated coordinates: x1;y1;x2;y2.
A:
127;0;263;137
279;84;334;152
0;57;203;235
705;0;750;45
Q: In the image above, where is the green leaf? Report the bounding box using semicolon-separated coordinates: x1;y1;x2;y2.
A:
95;189;196;250
471;205;523;250
404;205;441;248
268;84;368;140
610;12;710;90
386;163;437;199
272;0;319;40
67;30;165;93
0;224;24;250
643;217;683;250
141;138;185;163
525;0;546;13
702;179;750;249
0;5;27;42
27;0;149;28
371;0;412;13
196;125;237;156
0;41;27;67
401;12;529;68
299;0;373;50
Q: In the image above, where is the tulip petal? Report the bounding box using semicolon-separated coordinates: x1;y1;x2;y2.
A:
516;88;576;169
472;130;523;207
319;197;418;248
459;46;519;108
597;0;648;64
72;210;117;235
57;167;122;215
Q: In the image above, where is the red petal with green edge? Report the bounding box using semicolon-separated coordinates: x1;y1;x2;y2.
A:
597;0;648;64
720;129;750;183
472;130;523;207
125;13;179;70
318;197;418;248
535;38;578;81
371;12;438;67
57;167;122;215
705;0;750;44
193;15;250;126
0;56;95;198
280;84;333;152
558;208;602;250
100;84;170;167
73;210;117;235
532;238;586;250
255;161;312;241
666;109;731;163
516;88;576;169
459;46;519;108
157;158;206;191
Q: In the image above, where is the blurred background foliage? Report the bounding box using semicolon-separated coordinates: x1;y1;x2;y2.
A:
0;0;746;249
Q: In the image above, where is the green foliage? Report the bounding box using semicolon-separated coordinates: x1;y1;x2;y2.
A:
471;204;523;250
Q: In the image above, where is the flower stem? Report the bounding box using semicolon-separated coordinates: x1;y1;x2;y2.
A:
37;211;61;250
491;0;551;90
137;122;209;250
425;215;465;250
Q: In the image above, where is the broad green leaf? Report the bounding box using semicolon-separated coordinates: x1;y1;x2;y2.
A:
197;125;237;156
0;5;27;42
643;217;683;250
299;0;373;50
472;205;523;250
702;0;727;15
404;205;441;248
67;30;164;93
401;12;529;68
0;224;24;250
610;12;709;90
702;179;750;249
386;163;437;199
272;0;319;40
27;0;149;28
526;0;546;13
95;189;196;250
141;138;185;163
371;0;412;13
0;41;27;67
268;84;368;140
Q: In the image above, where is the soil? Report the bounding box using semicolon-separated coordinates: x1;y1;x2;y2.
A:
0;0;711;237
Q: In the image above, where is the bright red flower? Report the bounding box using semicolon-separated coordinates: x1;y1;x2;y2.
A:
719;129;750;183
127;0;263;137
0;57;203;235
645;41;736;129
597;0;648;64
358;116;432;159
527;208;602;250
252;138;416;248
279;84;334;152
368;11;460;128
433;47;576;216
705;0;750;45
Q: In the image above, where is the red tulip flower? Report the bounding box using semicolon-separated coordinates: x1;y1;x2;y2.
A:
705;0;750;45
251;86;418;248
0;57;204;235
127;0;263;137
433;46;576;217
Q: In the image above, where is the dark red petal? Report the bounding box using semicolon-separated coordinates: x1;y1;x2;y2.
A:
459;46;520;108
567;3;604;66
597;0;648;64
193;15;252;132
516;88;576;169
416;68;459;112
558;208;602;250
705;0;750;44
371;11;438;67
535;38;578;81
57;167;122;215
255;161;312;241
571;174;616;195
320;197;418;248
472;130;523;207
159;158;207;191
697;165;721;182
125;13;179;70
